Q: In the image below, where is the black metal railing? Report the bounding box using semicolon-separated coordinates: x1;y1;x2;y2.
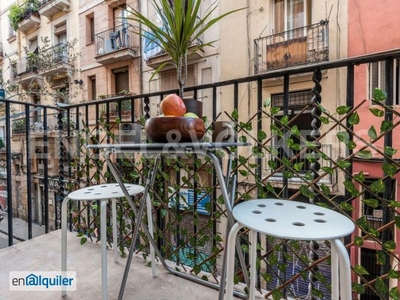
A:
95;24;139;56
39;42;70;65
254;21;329;73
0;42;3;57
1;49;400;300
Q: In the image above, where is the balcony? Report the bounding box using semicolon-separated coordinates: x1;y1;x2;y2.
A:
17;11;41;34
38;43;74;78
1;49;400;300
95;24;140;65
38;0;71;20
144;38;204;69
12;56;43;87
254;21;329;73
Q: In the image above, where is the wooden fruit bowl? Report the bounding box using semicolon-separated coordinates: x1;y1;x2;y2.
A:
145;117;205;143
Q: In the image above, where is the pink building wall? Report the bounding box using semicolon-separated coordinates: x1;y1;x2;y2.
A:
348;0;400;292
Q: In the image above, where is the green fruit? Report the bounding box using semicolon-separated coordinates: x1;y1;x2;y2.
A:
184;112;199;118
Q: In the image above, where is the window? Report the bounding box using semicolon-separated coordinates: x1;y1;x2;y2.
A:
89;76;96;100
113;67;129;94
86;13;95;44
271;90;313;172
160;65;196;98
273;0;311;34
360;248;381;300
369;59;400;105
54;21;67;44
8;23;16;39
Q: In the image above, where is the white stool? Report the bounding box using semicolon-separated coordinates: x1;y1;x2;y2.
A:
224;199;355;300
61;183;155;300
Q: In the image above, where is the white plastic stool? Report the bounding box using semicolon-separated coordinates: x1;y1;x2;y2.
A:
61;183;155;300
224;199;355;300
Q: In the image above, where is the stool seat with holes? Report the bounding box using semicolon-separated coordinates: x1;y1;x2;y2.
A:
61;183;154;300
223;199;355;300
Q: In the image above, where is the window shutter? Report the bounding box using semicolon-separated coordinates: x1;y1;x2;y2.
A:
160;65;197;98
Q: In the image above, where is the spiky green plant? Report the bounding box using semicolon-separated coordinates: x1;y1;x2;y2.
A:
126;0;244;97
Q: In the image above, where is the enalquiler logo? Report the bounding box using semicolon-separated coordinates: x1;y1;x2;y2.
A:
9;271;77;291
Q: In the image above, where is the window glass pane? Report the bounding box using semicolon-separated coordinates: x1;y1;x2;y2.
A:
274;0;284;33
287;0;304;30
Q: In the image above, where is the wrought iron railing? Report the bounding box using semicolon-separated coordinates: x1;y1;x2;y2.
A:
1;49;400;300
39;42;70;65
95;24;139;56
254;21;329;73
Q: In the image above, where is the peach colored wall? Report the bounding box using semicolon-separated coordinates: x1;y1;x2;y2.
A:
348;0;400;56
349;0;400;291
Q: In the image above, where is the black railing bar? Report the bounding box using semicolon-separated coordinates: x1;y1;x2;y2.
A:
95;23;136;36
254;21;328;42
25;106;33;239
43;107;50;233
5;101;14;246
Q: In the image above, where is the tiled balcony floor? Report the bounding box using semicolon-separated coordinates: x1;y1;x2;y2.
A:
0;230;224;300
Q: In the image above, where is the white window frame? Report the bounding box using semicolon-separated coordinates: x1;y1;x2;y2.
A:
369;59;400;106
272;0;309;36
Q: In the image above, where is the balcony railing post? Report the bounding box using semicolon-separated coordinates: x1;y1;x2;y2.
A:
309;67;323;300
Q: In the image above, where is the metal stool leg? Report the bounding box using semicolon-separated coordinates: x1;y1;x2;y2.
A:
224;222;243;300
330;239;339;300
146;194;157;277
249;229;257;300
112;198;118;263
101;199;108;300
61;197;71;297
331;239;352;300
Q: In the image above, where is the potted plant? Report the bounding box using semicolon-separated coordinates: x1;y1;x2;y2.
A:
9;0;40;31
126;0;244;115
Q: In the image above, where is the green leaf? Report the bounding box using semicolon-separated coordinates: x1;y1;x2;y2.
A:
299;185;314;199
231;108;239;121
271;107;281;115
373;88;387;101
354;171;366;182
291;125;300;137
388;269;400;279
381;120;393;132
376;250;386;265
336;106;351;115
280;115;289;126
369;108;384;117
349;112;360;125
395;216;400;230
384;146;397;156
320;116;329;124
354;236;364;246
337;131;350;144
272;289;284;300
340;201;355;212
344;180;359;197
382;162;398;177
263;97;271;107
239;170;248;176
80;237;87;245
361;198;379;208
375;277;387;294
370;179;386;193
320;183;330;196
368;126;377;139
353;264;370;275
321;166;334;174
238;135;247;143
268;160;277;170
356;150;373;159
389;286;400;300
383;240;396;251
258;130;267;140
293;162;304;171
352;282;366;294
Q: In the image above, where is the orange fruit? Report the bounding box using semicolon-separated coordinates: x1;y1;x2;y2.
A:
160;94;186;116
